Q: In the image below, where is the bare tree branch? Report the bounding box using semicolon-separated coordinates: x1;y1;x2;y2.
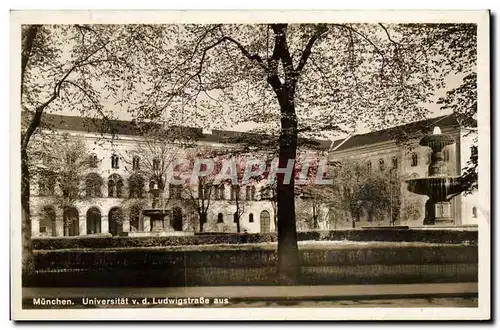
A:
296;24;329;72
21;25;41;95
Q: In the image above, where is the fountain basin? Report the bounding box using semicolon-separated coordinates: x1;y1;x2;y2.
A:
142;209;169;217
406;176;462;201
142;209;170;232
419;133;455;149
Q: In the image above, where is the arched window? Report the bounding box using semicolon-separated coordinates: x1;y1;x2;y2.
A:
249;213;254;223
132;156;140;170
108;177;116;197
111;154;119;169
411;152;418;167
171;207;183;231
86;207;101;234
217;213;224;223
472;206;477;218
392;156;398;169
85;173;103;197
379;158;385;171
251;186;256;200
108;174;123;198
89;154;98;168
128;174;145;198
260;210;271;233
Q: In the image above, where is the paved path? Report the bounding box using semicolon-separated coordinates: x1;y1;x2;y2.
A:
24;282;477;300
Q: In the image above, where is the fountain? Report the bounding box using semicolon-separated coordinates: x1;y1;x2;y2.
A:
140;183;194;236
406;126;463;225
142;182;170;233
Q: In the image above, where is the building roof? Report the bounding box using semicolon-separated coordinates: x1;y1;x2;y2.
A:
329;114;466;152
23;111;472;153
22;112;331;150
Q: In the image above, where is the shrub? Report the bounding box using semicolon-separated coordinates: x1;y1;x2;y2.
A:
33;244;478;270
32;228;476;250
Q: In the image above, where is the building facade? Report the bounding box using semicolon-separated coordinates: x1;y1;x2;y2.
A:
28;113;330;238
325;114;478;229
28;113;478;238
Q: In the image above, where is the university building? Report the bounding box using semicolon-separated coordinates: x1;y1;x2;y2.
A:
327;114;478;229
27;112;477;238
28;113;331;238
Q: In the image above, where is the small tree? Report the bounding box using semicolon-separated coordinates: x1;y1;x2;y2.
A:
181;147;222;232
125;126;198;195
329;159;422;228
21;24;142;273
218;155;264;233
29;132;94;234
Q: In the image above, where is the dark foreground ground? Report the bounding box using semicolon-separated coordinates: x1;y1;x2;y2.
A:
23;282;478;309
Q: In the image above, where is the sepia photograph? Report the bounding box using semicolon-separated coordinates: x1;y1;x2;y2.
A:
10;10;490;320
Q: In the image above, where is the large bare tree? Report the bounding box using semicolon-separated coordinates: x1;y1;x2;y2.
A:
126;23;477;283
20;24;145;274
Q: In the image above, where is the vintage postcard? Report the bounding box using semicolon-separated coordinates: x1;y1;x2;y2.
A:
10;10;490;320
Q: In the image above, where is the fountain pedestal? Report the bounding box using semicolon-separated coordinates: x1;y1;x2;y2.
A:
406;127;462;226
142;184;171;233
435;201;453;223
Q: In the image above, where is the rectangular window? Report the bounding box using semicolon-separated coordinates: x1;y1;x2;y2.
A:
111;155;119;169
411;153;418;167
392;157;398;169
152;158;160;171
132;156;140;170
169;184;182;199
89;155;98;168
231;185;240;200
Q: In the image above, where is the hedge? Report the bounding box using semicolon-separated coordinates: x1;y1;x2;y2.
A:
32;229;477;251
27;245;478;287
34;245;477;270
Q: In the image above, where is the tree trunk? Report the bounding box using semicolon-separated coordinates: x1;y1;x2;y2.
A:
21;25;40;95
276;101;300;285
199;212;207;232
20;25;40;280
236;217;240;233
21;147;34;278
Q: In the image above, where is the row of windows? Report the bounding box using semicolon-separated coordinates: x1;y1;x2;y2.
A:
364;148;452;171
217;212;254;223
366;156;398;172
88;146;453;172
410;149;450;167
88;154;156;171
39;172;265;201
